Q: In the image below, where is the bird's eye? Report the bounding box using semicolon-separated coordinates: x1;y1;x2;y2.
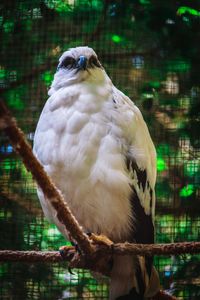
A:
59;56;75;69
89;55;101;68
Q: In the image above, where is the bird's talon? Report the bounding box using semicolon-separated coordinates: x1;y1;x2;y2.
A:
59;245;75;259
73;243;81;254
89;233;114;247
68;241;82;254
110;243;114;254
76;245;81;254
59;249;65;259
68;266;75;275
86;231;92;237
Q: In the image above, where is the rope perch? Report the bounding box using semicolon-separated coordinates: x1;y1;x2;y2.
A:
1;239;200;263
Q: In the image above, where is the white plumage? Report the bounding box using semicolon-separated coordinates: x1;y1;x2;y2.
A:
33;46;160;299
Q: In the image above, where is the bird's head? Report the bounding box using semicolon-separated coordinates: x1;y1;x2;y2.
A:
57;46;102;72
49;46;106;95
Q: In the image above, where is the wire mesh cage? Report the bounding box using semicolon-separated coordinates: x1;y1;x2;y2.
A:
0;1;200;299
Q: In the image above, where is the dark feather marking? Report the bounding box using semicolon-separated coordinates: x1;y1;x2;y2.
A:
130;191;154;244
126;157;154;244
126;156;155;292
150;189;153;209
136;262;146;296
130;189;154;287
126;158;147;192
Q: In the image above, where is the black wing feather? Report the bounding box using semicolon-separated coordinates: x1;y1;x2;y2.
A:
126;157;155;294
126;157;154;244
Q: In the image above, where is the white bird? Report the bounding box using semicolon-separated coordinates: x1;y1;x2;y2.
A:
33;46;160;300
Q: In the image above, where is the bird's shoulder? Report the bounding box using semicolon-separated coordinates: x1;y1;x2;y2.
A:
111;86;146;129
110;86;157;214
112;86;137;112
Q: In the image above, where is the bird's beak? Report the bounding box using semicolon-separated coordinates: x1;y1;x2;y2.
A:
77;56;87;70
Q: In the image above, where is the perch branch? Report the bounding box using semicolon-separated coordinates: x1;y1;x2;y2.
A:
1;240;200;263
0;100;94;256
112;241;200;256
0;248;109;274
0;250;63;263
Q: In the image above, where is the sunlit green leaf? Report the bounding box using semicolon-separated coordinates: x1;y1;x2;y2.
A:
112;35;122;43
1;158;17;171
44;0;73;12
177;6;200;17
157;157;167;172
180;184;195;197
41;71;54;86
46;227;62;240
142;92;153;99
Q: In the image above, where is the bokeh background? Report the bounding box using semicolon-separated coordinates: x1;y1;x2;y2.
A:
0;1;200;299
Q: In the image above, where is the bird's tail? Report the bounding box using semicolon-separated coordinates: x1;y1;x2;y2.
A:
109;255;160;300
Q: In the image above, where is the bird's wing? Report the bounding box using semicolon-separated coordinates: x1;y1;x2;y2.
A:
112;86;157;281
112;85;156;224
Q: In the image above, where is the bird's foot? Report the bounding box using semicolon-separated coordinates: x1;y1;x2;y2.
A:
59;233;113;276
59;245;76;260
59;233;82;261
83;232;114;269
87;232;114;248
59;245;84;274
71;240;82;254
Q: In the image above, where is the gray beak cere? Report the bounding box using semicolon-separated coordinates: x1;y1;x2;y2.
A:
77;56;87;70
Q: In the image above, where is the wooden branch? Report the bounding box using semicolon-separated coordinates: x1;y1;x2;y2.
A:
0;100;94;256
